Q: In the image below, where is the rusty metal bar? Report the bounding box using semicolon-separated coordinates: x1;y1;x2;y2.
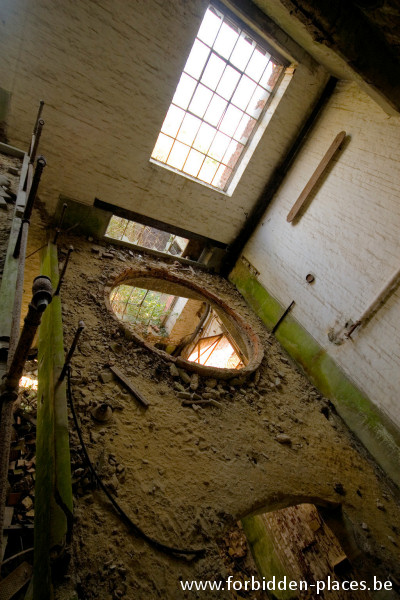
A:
29;119;44;165
14;156;46;259
8;222;29;364
28;100;45;157
33;100;45;136
53;203;68;244
0;276;53;556
54;246;73;296
59;321;85;382
272;300;295;334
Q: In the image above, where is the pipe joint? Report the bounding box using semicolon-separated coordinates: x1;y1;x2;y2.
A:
32;275;53;312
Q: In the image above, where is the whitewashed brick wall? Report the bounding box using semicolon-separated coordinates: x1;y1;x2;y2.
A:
0;0;326;243
244;80;400;428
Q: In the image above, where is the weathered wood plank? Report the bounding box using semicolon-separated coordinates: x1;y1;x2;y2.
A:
287;131;346;223
109;365;149;408
33;243;73;600
0;561;32;600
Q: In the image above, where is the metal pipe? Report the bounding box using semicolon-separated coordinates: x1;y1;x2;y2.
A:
53;203;68;244
3;277;53;391
14;156;47;259
345;263;400;338
33;100;45;136
29;119;44;164
54;246;73;296
9;222;30;361
24;156;47;221
0;276;53;555
28;100;45;157
59;321;85;382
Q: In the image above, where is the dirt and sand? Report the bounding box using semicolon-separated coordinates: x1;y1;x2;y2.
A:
25;231;400;599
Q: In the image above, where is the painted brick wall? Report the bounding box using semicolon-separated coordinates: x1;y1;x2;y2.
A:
244;80;400;429
0;0;327;243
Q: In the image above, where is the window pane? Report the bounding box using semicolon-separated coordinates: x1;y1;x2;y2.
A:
183;148;205;177
197;6;222;47
193;122;216;154
213;163;232;189
176;113;201;146
216;65;241;100
106;215;127;240
184;39;210;79
219;104;243;136
151;132;174;162
188;84;213;118
222;139;244;169
204;94;228;127
246;46;271;82
167;141;190;170
160;104;185;138
234;114;256;144
208;131;231;161
247;85;269;119
260;61;283;91
172;73;197;110
201;52;225;91
230;33;254;71
231;75;257;111
213;20;239;59
198;156;219;184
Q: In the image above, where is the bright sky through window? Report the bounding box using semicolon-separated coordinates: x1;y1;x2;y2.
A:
151;4;285;191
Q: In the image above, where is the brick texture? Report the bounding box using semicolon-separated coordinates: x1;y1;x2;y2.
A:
245;80;400;428
0;0;326;243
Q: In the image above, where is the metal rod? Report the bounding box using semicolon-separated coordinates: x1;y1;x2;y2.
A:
4;276;53;390
53;203;68;244
29;119;44;164
14;156;47;259
26;223;79;261
54;246;73;296
33;100;45;136
59;321;85;382
272;300;295;334
0;276;53;555
25;242;48;260
24;156;47;221
345;321;361;339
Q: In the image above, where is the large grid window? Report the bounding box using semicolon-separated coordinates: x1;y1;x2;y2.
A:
151;4;286;191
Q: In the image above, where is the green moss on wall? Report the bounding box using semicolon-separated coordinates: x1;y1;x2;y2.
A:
242;515;297;600
230;260;400;488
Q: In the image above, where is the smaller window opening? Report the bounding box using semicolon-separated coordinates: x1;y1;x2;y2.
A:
105;215;189;257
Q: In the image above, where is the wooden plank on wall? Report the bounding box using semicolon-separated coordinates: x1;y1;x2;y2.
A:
287;131;346;223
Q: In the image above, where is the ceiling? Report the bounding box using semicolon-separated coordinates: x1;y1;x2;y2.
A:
243;0;400;114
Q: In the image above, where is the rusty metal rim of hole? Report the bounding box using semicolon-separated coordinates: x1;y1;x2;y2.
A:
103;267;264;381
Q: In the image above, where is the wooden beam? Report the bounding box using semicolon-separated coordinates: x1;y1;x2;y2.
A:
0;562;32;600
287;131;346;223
109;366;149;408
